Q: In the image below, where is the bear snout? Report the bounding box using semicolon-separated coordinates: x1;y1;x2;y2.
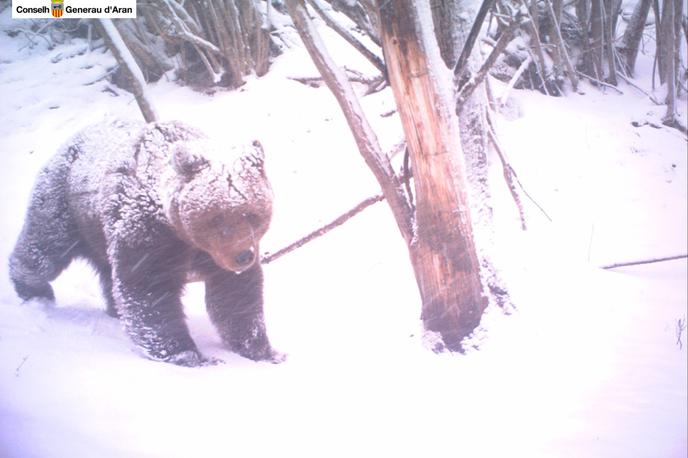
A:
234;249;255;267
210;243;258;274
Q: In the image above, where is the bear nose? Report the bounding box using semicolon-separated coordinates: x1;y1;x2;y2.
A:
234;249;255;267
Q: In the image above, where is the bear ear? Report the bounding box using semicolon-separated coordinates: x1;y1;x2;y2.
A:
171;143;209;178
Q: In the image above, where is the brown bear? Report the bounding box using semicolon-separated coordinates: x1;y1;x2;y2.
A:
9;119;282;367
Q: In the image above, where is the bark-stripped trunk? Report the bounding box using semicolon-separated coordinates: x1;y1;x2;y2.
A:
378;1;487;349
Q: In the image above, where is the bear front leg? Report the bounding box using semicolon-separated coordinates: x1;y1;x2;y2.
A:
205;263;283;363
110;241;207;367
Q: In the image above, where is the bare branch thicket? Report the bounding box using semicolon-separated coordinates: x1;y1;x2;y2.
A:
96;0;279;88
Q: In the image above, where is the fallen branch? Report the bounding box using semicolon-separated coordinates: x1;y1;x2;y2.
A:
262;194;384;264
601;254;688;270
289;68;383;89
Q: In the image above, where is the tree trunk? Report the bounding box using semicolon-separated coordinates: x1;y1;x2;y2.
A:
591;0;606;80
378;1;487;350
654;0;666;84
577;0;595;77
619;0;652;76
604;0;618;85
431;0;512;310
661;0;676;124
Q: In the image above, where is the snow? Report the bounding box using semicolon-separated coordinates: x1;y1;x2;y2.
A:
1;6;686;458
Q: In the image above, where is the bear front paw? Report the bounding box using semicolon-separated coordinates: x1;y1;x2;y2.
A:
14;281;55;304
268;350;287;364
166;350;224;367
235;344;286;364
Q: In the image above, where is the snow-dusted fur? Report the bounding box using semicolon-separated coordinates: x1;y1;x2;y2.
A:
9;119;281;366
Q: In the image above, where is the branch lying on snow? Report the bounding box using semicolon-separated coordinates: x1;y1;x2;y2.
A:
289;68;385;92
600;254;688;270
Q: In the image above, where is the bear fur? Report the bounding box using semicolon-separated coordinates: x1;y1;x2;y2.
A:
9;119;281;366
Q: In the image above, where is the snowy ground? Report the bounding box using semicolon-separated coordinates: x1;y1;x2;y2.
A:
0;6;686;458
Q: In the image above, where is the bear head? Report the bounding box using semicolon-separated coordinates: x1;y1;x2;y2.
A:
165;139;272;274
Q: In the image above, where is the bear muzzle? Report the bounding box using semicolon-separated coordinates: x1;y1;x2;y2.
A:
211;245;258;274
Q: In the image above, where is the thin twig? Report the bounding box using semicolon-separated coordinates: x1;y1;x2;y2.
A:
15;356;29;377
677;318;686;350
601;254;688;270
485;111;527;230
262;139;409;264
576;70;625;94
487;110;553;223
402;146;414;212
617;72;662;104
261;194;385;264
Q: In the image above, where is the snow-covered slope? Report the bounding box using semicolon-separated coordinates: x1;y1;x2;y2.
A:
0;7;686;458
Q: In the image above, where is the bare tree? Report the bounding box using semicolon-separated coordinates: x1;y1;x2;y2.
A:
286;0;488;350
